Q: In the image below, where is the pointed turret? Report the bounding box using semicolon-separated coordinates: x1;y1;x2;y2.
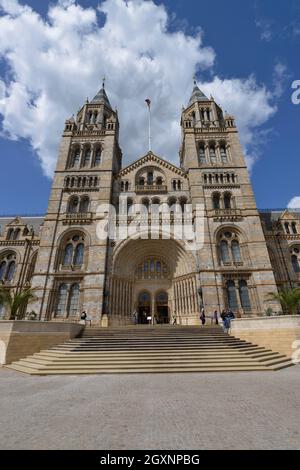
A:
91;79;112;109
188;79;209;107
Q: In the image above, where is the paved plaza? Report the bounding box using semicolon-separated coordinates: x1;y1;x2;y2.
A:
0;366;299;450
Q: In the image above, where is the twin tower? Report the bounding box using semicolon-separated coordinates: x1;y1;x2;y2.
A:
28;80;280;324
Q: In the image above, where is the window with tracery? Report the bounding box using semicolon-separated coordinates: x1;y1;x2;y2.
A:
136;257;169;279
291;246;300;273
219;231;242;265
0;252;17;282
55;282;80;317
62;235;85;267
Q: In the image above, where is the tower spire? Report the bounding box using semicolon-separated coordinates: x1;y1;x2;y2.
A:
187;78;209;107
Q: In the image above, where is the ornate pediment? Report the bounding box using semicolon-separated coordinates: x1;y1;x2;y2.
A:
118;151;187;178
7;217;25;227
279;210;299;221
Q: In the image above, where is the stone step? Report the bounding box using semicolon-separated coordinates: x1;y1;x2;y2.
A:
18;357;286;368
34;349;271;360
6;325;293;375
6;364;274;375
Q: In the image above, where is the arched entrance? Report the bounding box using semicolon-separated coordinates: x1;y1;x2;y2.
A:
137;291;151;324
155;291;169;324
109;238;199;325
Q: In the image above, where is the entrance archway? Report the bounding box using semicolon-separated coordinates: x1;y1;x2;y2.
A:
155;291;169;324
137;291;151;324
109;238;199;325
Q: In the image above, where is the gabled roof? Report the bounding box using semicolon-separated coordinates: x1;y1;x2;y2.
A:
6;216;25;226
279;209;299;221
0;216;44;235
118;151;187;177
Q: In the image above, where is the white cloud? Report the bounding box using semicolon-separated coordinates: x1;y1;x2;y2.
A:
288;197;300;209
272;61;290;99
255;19;273;42
0;0;278;177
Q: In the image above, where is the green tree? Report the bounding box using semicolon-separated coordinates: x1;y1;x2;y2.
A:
267;288;300;315
0;286;37;320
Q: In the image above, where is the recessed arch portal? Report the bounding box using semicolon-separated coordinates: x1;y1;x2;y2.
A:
108;237;199;323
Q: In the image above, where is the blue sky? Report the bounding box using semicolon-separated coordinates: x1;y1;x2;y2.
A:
0;0;299;215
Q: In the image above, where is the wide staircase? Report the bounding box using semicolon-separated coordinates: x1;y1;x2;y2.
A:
6;325;293;375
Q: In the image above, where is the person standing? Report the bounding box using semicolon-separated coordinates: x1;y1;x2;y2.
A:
80;310;89;326
132;310;138;325
213;310;219;325
200;308;206;326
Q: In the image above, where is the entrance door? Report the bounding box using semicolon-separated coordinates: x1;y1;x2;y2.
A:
137;291;151;324
155;291;169;324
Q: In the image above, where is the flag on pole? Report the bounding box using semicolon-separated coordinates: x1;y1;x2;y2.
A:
145;98;151;109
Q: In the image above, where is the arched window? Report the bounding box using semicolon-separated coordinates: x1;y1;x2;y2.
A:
291;223;297;234
0;261;7;280
180;198;187;212
56;283;68;316
13;229;21;240
172;180;177;190
220;240;230;262
212;193;220;209
239;280;251;311
61;234;85;268
73;244;84;266
224;193;232;209
199;144;206;164
147;172;153;185
94;148;101;166
284;222;290;234
127;198;133;213
0;253;17;282
139;177;145;187
6;261;16;282
136;257;168;279
6;229;14;241
141;198;150;211
125;181;129;191
220;144;227;163
68;196;79;214
68;284;80;316
209;144;217;164
138;291;151;306
291;255;300;273
79;196;89;213
226;280;238;311
231;240;241;262
152;197;160;206
156;177;163;186
71;148;80;167
168;197;177;211
63;243;73;266
83;148;91;167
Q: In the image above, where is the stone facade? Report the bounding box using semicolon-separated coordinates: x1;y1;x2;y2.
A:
0;82;299;325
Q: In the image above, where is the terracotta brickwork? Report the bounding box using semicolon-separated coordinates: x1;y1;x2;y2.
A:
0;82;299;326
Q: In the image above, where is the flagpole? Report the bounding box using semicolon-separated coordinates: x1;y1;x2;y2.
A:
145;98;151;152
148;104;151;152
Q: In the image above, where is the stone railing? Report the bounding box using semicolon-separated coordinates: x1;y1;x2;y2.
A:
212;208;243;221
135;185;168;193
62;212;93;225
